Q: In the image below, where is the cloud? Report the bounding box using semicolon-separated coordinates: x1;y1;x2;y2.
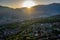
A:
0;0;24;8
0;0;24;5
0;0;60;8
34;0;60;5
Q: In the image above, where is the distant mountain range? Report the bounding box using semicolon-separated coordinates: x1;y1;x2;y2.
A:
0;3;60;24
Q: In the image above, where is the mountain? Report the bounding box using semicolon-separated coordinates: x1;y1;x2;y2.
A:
32;3;60;17
15;3;60;17
0;3;60;24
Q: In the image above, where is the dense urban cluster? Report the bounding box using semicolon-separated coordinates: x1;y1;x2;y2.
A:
0;21;60;40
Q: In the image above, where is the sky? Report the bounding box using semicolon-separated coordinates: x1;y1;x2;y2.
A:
0;0;60;8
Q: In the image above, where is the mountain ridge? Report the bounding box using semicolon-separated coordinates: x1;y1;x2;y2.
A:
0;3;60;24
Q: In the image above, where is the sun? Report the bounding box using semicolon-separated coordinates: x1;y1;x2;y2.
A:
22;0;36;8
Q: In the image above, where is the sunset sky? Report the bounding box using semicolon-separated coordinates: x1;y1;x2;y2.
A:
0;0;60;8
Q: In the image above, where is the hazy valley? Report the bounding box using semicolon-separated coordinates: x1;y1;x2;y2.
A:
0;3;60;40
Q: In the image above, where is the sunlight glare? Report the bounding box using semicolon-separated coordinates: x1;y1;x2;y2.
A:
22;0;36;8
